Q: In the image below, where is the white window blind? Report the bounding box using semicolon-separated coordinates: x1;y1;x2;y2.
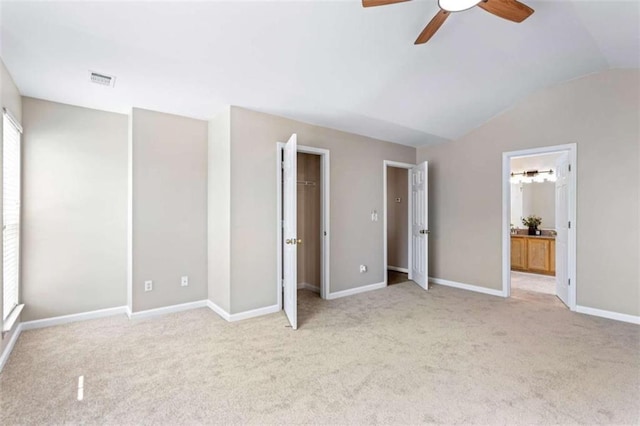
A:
3;109;21;321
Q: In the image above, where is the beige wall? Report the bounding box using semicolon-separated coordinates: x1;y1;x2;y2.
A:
131;108;208;312
229;107;416;313
21;98;128;320
387;167;408;269
207;108;231;312
417;69;640;316
297;153;321;289
1;59;22;353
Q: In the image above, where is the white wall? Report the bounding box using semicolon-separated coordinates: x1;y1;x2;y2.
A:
21;97;128;320
207;108;231;312
511;152;561;229
131;108;208;312
522;182;556;229
417;70;640;316
510;184;523;227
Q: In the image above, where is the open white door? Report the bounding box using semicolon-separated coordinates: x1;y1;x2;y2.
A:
410;161;429;290
283;134;298;329
555;153;570;307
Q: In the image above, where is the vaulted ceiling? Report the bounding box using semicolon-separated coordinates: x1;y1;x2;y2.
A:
1;0;638;146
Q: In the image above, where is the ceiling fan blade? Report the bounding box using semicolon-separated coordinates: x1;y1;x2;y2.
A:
362;0;410;7
477;0;534;23
415;9;450;45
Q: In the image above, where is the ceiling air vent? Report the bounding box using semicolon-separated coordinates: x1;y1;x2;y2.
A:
89;71;116;87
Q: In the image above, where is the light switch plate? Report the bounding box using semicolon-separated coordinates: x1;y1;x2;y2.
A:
181;276;189;287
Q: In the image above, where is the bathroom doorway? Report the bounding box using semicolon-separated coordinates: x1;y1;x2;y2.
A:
502;144;577;310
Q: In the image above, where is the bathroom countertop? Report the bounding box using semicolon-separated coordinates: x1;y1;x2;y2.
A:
510;233;556;240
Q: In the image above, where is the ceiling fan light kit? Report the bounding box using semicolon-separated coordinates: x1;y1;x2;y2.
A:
362;0;534;45
438;0;482;13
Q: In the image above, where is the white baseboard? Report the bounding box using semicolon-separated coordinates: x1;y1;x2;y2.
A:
206;300;231;321
128;300;208;320
327;281;386;300
429;277;504;297
229;304;280;321
387;266;409;273
576;305;640;325
21;306;128;331
207;300;280;322
0;323;22;373
297;282;320;293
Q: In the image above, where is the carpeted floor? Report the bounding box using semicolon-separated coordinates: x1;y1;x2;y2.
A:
1;283;639;424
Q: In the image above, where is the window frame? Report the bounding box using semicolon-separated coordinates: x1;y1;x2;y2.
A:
2;107;24;332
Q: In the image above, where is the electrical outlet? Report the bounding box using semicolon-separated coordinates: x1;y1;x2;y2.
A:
181;276;189;287
144;280;153;292
359;265;367;273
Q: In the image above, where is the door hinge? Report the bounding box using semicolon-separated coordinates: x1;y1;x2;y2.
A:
568;278;571;286
281;220;285;229
281;161;285;170
323;231;327;236
568;164;571;172
568;221;571;229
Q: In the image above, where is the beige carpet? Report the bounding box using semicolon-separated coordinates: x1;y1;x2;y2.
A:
1;283;639;425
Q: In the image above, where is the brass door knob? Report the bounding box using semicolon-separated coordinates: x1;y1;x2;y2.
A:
285;238;293;245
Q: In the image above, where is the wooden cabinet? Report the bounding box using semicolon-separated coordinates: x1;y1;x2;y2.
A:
510;236;555;275
511;237;527;270
527;239;551;273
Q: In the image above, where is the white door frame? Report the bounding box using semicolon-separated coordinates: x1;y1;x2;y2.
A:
383;160;415;286
276;143;331;307
502;143;577;310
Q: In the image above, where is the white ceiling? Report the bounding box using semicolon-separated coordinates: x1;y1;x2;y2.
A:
1;0;638;147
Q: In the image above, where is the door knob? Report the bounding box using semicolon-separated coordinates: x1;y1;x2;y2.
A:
285;238;293;245
420;229;430;234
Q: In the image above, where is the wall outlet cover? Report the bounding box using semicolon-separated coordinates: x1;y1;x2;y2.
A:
144;280;153;292
359;265;367;273
181;276;189;287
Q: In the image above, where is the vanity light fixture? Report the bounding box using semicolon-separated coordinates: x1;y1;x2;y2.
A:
510;169;556;184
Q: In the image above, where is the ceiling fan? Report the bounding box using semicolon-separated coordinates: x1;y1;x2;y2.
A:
362;0;534;45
